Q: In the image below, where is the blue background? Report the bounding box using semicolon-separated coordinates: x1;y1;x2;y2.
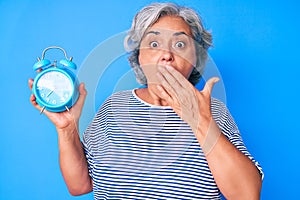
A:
1;0;299;199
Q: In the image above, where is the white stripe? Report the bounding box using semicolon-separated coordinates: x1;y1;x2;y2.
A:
83;89;263;199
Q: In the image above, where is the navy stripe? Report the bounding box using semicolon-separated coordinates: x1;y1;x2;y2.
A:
83;89;263;199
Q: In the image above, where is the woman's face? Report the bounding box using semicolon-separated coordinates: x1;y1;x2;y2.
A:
139;15;197;85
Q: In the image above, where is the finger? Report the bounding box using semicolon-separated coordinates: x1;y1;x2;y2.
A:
165;65;190;86
153;98;161;106
156;85;173;104
75;83;87;105
158;66;183;88
158;65;195;101
29;93;43;110
203;77;220;95
157;71;178;100
29;79;49;114
29;93;36;105
28;78;34;90
159;66;198;106
156;84;183;116
28;79;41;110
29;94;49;114
72;83;87;113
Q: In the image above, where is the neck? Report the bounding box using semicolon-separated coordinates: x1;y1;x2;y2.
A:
135;87;169;106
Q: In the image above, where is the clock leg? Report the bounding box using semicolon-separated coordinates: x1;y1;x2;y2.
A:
40;106;46;114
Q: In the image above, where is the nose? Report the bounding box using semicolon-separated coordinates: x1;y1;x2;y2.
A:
160;49;174;64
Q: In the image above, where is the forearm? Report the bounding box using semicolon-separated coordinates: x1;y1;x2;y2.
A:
196;120;262;199
57;125;92;196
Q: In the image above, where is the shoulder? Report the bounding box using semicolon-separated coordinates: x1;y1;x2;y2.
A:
83;90;133;133
211;97;228;119
110;90;133;98
99;90;133;108
93;90;137;118
104;90;133;103
211;98;238;138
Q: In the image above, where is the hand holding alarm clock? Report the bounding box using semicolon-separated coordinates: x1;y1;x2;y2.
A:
31;46;79;113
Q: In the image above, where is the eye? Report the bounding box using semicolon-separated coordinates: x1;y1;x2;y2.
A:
174;41;185;48
149;41;159;48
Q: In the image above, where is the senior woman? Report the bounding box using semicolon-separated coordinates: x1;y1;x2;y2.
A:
29;2;263;199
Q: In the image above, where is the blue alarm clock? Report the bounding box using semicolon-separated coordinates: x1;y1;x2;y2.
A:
32;46;79;113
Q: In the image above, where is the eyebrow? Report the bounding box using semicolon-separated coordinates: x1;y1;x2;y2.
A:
173;31;188;37
145;31;160;36
145;31;189;37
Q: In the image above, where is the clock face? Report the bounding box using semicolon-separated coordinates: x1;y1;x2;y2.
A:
35;71;73;107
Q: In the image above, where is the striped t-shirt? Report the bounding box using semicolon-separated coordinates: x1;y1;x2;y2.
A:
83;89;263;199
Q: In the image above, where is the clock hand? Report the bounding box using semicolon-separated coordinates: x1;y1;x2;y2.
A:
46;88;55;97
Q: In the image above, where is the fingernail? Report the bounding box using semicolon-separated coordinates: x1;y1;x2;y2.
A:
214;77;220;83
157;85;163;91
166;65;173;71
158;65;164;72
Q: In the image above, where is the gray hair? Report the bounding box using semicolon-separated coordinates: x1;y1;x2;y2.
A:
124;2;212;85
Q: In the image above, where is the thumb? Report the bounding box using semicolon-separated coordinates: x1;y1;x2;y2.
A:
203;77;220;95
71;82;87;117
75;82;87;108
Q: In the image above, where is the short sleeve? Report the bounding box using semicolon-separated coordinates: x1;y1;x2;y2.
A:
82;136;94;180
211;98;264;180
81;96;110;181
